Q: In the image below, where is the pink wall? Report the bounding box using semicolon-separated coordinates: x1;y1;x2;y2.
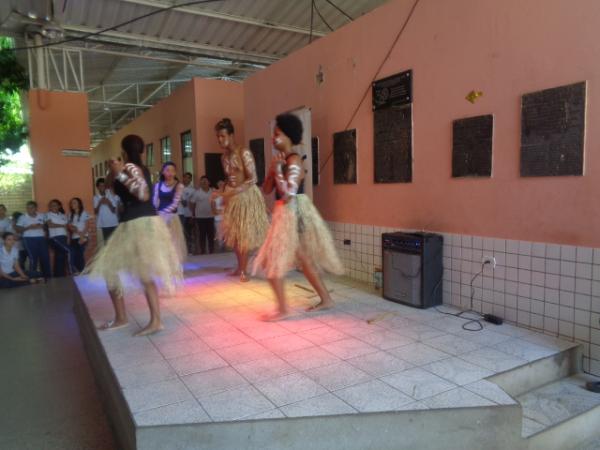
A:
28;89;93;211
92;78;244;184
192;78;245;177
243;0;600;247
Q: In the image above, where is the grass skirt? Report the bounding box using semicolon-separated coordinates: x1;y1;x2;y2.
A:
83;216;183;296
222;185;268;254
253;195;344;279
161;212;186;263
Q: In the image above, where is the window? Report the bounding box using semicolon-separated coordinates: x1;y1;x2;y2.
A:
160;136;171;163
180;130;193;176
146;143;154;167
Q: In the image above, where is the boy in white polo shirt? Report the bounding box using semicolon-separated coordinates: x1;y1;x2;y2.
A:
15;201;51;279
178;172;196;254
94;178;120;242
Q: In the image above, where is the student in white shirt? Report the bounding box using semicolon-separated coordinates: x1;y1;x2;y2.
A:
16;201;51;279
0;231;44;288
10;211;27;269
0;204;11;241
179;172;196;254
94;177;120;242
67;197;90;274
190;175;215;254
46;199;72;277
213;180;226;252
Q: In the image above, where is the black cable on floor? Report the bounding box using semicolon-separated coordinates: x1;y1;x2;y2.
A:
433;262;488;332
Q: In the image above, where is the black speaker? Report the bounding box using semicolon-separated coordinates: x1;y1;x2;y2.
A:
382;232;443;308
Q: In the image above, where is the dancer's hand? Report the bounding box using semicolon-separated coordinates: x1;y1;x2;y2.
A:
109;158;124;174
269;153;285;171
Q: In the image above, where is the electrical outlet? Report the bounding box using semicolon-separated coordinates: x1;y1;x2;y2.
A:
343;239;351;246
483;255;496;268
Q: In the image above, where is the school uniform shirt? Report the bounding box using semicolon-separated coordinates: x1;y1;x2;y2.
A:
0;217;11;234
179;184;196;217
16;213;46;238
192;188;213;218
6;223;23;251
93;191;120;228
0;217;11;244
45;212;69;238
0;244;19;274
214;196;224;220
69;211;90;239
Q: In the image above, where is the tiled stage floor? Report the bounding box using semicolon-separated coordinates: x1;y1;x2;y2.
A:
76;253;580;428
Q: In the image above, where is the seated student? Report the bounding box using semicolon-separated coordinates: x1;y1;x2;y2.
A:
0;232;44;288
94;178;120;243
16;201;51;279
0;204;10;239
10;212;27;269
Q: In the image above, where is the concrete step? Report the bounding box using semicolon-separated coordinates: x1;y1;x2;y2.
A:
518;374;600;450
488;338;581;398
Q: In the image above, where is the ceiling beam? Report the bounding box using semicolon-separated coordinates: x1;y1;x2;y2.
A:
62;25;279;64
64;45;260;73
119;0;327;37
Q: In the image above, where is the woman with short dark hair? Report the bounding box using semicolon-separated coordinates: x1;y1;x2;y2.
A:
254;114;343;320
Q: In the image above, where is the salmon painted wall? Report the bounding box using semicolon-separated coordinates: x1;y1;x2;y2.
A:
192;78;245;178
92;78;244;184
243;0;600;247
28;89;93;211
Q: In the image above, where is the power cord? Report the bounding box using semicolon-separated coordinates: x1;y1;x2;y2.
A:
433;262;492;332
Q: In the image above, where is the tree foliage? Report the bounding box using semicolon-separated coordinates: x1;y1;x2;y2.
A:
0;37;28;164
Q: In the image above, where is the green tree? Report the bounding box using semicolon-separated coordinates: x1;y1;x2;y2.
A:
0;36;28;165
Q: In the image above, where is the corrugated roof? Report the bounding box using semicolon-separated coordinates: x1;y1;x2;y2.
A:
0;0;390;146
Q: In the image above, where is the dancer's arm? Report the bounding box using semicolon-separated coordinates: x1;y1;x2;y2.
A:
274;155;302;202
263;154;282;195
114;163;150;202
160;183;183;214
152;183;160;210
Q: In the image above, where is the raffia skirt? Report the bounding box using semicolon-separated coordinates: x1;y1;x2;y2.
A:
83;216;183;296
222;185;268;254
253;194;344;279
160;212;186;263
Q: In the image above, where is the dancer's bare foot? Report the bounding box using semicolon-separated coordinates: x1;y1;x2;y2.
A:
97;319;129;331
134;322;164;336
306;298;335;312
239;271;250;282
260;310;291;322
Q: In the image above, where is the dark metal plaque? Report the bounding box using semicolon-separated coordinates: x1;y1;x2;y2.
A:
311;137;319;186
372;70;412;110
452;114;493;178
520;81;586;177
374;104;412;183
333;129;357;184
249;138;265;185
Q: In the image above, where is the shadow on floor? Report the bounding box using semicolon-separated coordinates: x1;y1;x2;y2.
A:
0;278;117;450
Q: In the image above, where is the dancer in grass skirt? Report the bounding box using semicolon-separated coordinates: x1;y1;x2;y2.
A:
84;135;182;336
253;114;343;321
213;118;268;282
